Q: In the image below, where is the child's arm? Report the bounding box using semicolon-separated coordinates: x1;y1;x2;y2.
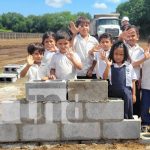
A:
20;55;34;78
132;49;150;67
49;68;56;80
132;79;136;104
103;59;112;80
66;51;82;70
86;60;97;77
69;21;79;48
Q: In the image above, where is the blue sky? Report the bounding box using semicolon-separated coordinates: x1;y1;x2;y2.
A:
0;0;128;17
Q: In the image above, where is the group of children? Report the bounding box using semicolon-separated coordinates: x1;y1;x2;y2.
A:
20;16;150;128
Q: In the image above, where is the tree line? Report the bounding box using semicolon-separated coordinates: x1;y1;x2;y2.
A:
0;0;150;38
0;11;91;33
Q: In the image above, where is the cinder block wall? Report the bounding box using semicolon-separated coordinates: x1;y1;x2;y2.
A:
0;80;141;142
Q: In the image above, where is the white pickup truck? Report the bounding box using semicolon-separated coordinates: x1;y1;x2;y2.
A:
90;13;122;39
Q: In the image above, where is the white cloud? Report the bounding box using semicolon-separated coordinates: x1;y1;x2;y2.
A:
108;0;120;3
45;0;72;8
93;2;107;9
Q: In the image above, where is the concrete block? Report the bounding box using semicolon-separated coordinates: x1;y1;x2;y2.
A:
20;101;45;124
3;64;23;75
68;79;108;102
0;73;17;82
20;124;60;141
85;100;124;120
26;80;67;102
62;122;101;140
103;119;141;139
45;102;83;123
0;101;21;124
0;124;18;142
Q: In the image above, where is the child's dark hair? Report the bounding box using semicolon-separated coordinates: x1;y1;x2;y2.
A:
98;33;113;43
126;25;139;37
27;43;45;55
55;30;72;42
109;40;131;63
42;31;56;45
75;16;90;27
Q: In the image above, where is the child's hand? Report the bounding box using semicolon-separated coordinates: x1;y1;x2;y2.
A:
105;58;112;67
66;50;75;61
132;94;136;104
27;55;34;66
49;74;56;80
100;50;107;60
41;76;49;81
88;44;102;55
119;30;129;41
69;21;79;35
86;68;93;77
144;49;150;60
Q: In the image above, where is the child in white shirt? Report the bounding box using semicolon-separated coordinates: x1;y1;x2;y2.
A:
20;43;49;81
49;30;82;80
41;31;57;65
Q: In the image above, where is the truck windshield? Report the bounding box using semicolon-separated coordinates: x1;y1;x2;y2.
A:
97;19;119;25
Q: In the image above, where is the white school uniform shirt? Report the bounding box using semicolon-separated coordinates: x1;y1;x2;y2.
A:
42;49;56;65
50;51;81;80
141;58;150;90
105;61;137;88
95;49;110;78
22;63;49;81
126;43;144;80
73;34;98;76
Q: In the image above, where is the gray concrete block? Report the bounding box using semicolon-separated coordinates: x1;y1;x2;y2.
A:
45;102;83;123
68;79;108;102
0;101;21;124
3;64;23;75
20;102;45;124
0;73;17;82
0;124;18;142
26;80;67;102
62;122;101;140
20;124;60;141
85;100;124;120
103;119;141;139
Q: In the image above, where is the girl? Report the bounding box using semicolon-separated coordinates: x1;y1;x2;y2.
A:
103;41;137;119
41;31;58;65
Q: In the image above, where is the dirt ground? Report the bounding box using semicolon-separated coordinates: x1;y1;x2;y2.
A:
0;39;149;149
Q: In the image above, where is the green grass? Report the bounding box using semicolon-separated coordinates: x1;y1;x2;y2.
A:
0;28;12;32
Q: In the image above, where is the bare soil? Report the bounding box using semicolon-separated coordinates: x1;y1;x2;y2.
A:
0;39;149;149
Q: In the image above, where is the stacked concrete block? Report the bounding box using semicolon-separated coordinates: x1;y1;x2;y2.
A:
103;119;141;139
0;79;141;142
68;79;108;102
3;64;23;75
62;122;101;140
19;123;60;141
0;101;21;124
26;80;67;102
0;124;18;142
85;100;124;120
0;73;17;82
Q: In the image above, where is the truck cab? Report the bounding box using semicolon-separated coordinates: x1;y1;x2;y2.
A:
90;14;122;39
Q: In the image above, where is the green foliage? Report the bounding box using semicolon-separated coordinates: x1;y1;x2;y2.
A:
0;11;91;34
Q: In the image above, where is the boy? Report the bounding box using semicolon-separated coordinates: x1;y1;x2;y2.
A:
69;16;99;79
20;43;49;81
89;33;113;79
49;30;82;80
